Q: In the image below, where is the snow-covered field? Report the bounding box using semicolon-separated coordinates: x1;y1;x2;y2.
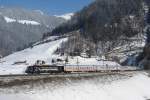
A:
0;72;150;100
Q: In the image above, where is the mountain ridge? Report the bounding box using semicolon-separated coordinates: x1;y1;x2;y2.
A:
0;7;66;56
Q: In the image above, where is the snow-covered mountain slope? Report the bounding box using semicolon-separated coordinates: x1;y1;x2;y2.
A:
4;16;40;25
0;7;66;27
0;37;67;75
0;73;150;100
18;20;40;25
106;33;146;65
0;36;121;75
4;16;16;23
2;37;67;64
55;13;74;20
0;7;66;56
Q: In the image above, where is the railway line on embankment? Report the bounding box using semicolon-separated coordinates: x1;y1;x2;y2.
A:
0;70;145;87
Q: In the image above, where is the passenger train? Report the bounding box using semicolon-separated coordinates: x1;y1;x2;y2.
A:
25;64;141;74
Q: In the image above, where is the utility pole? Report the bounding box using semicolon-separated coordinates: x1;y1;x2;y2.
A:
76;56;79;71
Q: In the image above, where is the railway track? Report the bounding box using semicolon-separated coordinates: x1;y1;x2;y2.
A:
0;70;143;80
0;70;144;87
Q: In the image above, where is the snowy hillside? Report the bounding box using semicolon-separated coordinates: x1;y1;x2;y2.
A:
0;7;66;56
0;36;121;75
0;37;67;75
106;33;146;65
4;16;40;25
0;7;66;27
2;37;67;64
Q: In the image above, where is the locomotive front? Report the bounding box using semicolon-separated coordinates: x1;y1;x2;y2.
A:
25;65;64;74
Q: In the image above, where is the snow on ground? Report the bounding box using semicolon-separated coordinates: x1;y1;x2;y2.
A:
66;56;120;66
0;36;123;75
4;16;40;25
0;37;68;75
107;33;146;64
18;20;40;25
0;73;150;100
4;16;16;23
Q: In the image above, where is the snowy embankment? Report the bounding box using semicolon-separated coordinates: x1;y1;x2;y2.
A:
0;37;68;75
0;73;150;100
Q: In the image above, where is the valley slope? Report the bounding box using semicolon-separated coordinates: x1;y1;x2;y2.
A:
0;7;66;56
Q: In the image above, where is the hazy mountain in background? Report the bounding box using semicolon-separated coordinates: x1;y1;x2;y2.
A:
0;7;66;56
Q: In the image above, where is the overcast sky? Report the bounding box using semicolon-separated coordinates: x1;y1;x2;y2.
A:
0;0;93;15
